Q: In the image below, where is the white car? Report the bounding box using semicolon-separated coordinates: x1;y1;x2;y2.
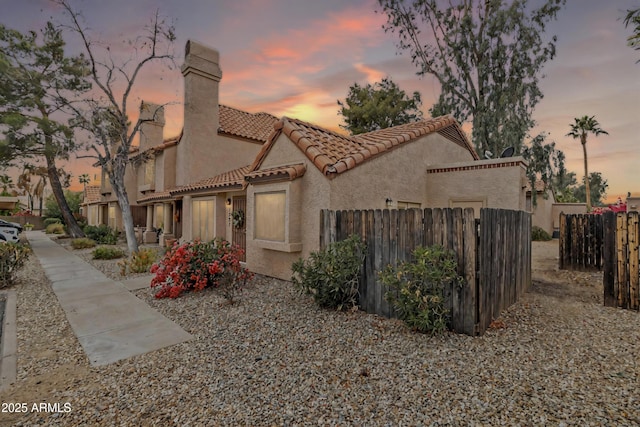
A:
0;219;23;243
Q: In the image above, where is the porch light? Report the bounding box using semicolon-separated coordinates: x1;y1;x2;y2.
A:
385;198;393;207
226;198;232;206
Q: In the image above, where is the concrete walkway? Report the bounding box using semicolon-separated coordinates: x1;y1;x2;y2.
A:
27;231;192;366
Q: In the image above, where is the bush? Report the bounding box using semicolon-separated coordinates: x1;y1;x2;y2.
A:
44;190;82;220
44;218;62;226
291;235;366;311
71;238;96;249
379;245;463;335
150;239;252;302
45;223;65;234
532;226;552;241
92;246;125;260
0;242;31;288
83;224;119;245
119;248;157;276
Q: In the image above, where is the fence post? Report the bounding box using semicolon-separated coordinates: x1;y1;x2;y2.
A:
559;213;565;270
628;212;639;310
603;211;616;307
617;213;629;308
462;208;477;335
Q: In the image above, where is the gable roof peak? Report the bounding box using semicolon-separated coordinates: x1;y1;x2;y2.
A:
276;115;476;176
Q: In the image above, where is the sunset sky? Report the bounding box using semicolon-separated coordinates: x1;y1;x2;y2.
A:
3;0;639;203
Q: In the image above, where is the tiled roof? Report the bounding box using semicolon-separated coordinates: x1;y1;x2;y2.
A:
137;191;173;204
171;165;251;194
218;105;279;143
251;115;478;178
245;163;306;183
83;185;102;204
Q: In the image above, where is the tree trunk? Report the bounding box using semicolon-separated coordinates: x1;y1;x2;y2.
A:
582;135;591;212
45;154;85;237
109;156;139;254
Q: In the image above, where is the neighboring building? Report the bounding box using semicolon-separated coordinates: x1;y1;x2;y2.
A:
526;180;556;235
88;40;532;280
626;196;639;213
81;185;102;224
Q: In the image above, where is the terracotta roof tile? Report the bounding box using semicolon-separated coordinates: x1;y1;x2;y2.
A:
245;163;306;183
171;165;251;195
254;115;477;177
83;185;101;204
154;133;181;151
137;191;173;203
218;105;279;143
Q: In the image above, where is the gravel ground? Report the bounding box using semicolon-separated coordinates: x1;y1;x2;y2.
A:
0;240;639;426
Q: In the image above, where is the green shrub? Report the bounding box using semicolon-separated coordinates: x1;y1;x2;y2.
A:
83;224;119;244
0;242;31;288
44;218;62;226
70;238;96;249
151;239;253;302
379;245;463;335
92;246;125;260
45;223;65;234
291;235;366;311
532;226;552;241
119;248;157;275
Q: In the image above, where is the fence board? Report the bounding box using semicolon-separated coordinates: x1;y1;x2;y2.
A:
462;208;477;335
603;212;616;306
628;213;639;310
617;213;629;308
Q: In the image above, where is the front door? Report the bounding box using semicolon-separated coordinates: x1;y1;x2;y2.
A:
232;196;247;262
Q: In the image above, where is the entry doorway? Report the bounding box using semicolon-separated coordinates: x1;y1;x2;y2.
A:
232;196;247;262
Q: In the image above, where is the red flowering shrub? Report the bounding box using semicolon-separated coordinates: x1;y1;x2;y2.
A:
150;238;253;302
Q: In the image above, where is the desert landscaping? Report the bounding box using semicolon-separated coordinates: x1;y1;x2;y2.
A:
0;237;638;426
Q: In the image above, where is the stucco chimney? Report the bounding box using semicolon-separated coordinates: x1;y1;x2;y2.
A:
177;40;222;185
138;101;165;151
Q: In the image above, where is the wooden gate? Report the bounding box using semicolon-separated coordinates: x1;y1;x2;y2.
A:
232;196;247;262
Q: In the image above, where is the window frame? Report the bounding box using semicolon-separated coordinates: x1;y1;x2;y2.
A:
251;182;301;253
254;191;286;242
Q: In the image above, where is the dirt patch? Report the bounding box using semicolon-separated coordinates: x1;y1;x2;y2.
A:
531;240;603;304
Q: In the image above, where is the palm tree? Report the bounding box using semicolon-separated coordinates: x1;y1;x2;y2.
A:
567;115;609;212
79;173;90;194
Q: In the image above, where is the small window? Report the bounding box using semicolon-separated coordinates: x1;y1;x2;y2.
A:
154;204;164;229
255;191;286;241
192;198;215;241
397;201;421;209
108;205;116;229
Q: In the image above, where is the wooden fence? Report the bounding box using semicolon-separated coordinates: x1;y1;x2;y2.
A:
604;212;640;309
558;213;604;271
320;208;531;336
559;211;640;310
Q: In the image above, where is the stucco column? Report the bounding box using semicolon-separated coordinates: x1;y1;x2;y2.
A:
182;195;192;241
146;206;153;229
163;202;173;235
143;205;157;243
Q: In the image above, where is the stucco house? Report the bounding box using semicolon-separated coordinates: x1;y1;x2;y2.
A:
86;40;532;280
